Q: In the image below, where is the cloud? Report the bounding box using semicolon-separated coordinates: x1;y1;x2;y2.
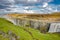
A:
28;0;37;2
0;0;15;5
0;0;53;8
0;0;53;6
42;0;53;7
0;0;60;14
42;3;48;7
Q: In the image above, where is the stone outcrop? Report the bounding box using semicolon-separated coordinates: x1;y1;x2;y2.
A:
0;31;20;40
3;14;60;33
10;18;51;33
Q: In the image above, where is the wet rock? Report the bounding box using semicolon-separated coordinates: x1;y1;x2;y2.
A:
38;23;50;33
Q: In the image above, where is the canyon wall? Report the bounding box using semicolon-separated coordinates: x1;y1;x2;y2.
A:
10;18;60;33
10;18;50;33
2;14;60;33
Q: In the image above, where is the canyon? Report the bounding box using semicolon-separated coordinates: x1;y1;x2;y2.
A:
0;12;60;33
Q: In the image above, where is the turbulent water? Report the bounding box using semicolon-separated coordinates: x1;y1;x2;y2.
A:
49;23;60;33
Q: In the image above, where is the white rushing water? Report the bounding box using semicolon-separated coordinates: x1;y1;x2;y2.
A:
49;23;60;33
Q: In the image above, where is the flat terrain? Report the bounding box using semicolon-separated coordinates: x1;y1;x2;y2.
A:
6;12;60;23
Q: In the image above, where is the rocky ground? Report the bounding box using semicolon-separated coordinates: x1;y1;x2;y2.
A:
0;31;20;40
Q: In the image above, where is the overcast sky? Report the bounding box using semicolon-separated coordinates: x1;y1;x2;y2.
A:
0;0;60;14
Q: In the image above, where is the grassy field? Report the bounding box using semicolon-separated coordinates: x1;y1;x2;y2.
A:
0;18;60;40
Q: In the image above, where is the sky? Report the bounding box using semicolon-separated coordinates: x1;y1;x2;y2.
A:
0;0;60;14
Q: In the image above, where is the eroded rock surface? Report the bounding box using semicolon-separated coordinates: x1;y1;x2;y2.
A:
0;31;20;40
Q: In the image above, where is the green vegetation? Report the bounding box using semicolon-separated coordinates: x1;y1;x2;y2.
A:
0;18;60;40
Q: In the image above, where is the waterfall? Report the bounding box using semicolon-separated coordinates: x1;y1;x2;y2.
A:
49;23;60;33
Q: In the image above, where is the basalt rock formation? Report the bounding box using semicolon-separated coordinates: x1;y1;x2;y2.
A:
3;12;60;33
